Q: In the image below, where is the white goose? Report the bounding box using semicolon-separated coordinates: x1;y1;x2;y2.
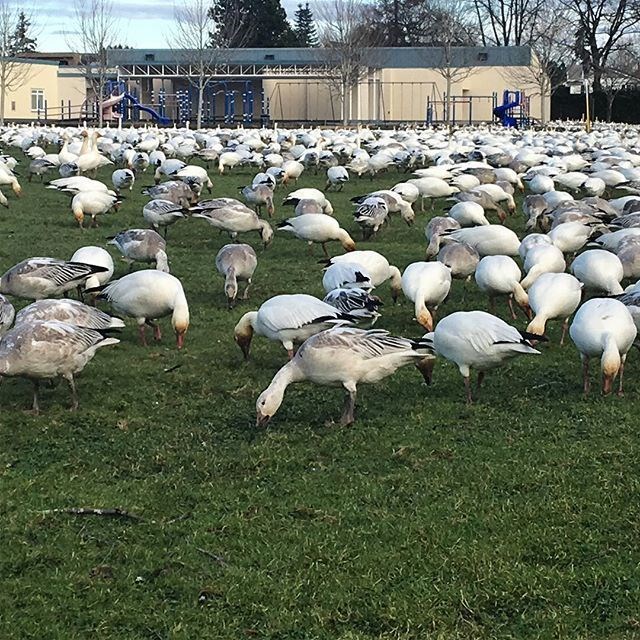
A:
108;229;170;273
277;214;355;257
326;251;403;302
401;261;452;330
520;244;566;289
0;320;119;412
255;327;434;426
191;205;273;247
234;293;356;359
215;243;258;307
15;298;124;331
571;249;624;295
0;258;108;300
69;246;114;291
112;168;135;194
569;298;636;395
0;293;15;336
448;201;490;227
427;310;541;403
440;225;520;257
283;188;333;215
96;270;189;349
474;255;529;319
526;273;583;343
326;166;349;190
548;222;596;254
71;190;119;228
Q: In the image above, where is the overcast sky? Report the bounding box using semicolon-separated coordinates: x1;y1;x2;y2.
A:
27;0;303;51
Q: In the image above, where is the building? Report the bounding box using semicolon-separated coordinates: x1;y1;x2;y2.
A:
1;57;86;122
106;46;549;125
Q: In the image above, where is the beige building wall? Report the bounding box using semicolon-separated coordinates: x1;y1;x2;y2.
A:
261;63;549;124
2;60;86;121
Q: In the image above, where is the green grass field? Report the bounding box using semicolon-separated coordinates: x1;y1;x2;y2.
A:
1;154;640;639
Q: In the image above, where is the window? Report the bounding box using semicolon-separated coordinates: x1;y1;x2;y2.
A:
31;89;44;112
264;54;275;61
477;52;488;62
145;53;155;61
10;101;15;111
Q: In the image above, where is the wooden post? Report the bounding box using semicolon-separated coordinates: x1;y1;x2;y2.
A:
584;78;591;133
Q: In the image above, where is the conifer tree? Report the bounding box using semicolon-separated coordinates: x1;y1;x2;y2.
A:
293;3;318;47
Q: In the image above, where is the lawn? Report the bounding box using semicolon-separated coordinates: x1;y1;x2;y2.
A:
1;149;640;639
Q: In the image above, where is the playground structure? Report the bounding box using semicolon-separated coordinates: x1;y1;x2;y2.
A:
492;90;531;128
426;94;499;125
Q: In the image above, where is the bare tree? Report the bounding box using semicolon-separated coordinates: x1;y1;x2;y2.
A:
168;0;248;128
431;0;478;127
563;0;640;91
470;0;546;46
317;0;382;126
68;0;119;128
599;40;640;120
0;1;35;126
504;3;571;123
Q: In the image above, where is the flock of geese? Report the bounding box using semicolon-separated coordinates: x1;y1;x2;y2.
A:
2;122;640;424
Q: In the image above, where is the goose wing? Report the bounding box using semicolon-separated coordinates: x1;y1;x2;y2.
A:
259;295;351;333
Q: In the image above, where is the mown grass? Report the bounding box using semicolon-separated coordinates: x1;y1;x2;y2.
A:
1;149;640;639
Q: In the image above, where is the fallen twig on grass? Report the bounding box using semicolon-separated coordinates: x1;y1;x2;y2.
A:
40;507;144;521
196;547;227;566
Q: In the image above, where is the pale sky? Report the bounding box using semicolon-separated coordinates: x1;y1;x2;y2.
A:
25;0;305;51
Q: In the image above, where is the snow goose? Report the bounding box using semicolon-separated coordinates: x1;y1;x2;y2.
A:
0;320;119;412
47;176;112;195
425;216;461;258
108;229;170;272
391;182;420;204
69;246;114;291
474;255;529;319
428;310;541;403
191;205;273;247
437;242;479;280
28;158;56;182
143;180;197;207
322;262;372;293
277;214;355;257
571;249;624;295
448;201;490;227
440;225;520;257
401;261;452;330
0;258;108;300
176;165;214;192
616;238;640;279
240;184;275;217
520;244;566;289
519;233;553;260
218;151;243;174
407;177;459;210
548;221;597;254
569;298;636;395
112;168;135;194
215;243;258;307
283;188;333;215
71;190;119;228
255;327;434;426
0;294;15;336
15;299;125;331
590;228;640;252
294;198;324;216
523;194;549;230
142;199;186;238
326;166;349;191
95;270;189;348
326;251;403;302
323;288;382;324
526;273;583;343
353;196;389;239
234;293;356;360
281;160;305;184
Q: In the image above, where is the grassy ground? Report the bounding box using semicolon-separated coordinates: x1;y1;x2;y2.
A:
1;154;640;639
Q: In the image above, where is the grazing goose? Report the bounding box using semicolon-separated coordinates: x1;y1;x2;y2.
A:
142;199;186;237
425;216;461;258
143;180;197;206
526;273;583;344
112;168;135;194
428;310;541;403
326;251;403;302
437;242;479;280
69;246;114;291
96;270;189;348
240;184;275;217
175;165;214;192
407;177;459;210
215;243;258;307
448;201;490;227
520;244;566;289
234;293;356;360
571;249;624;295
440;225;520;257
352;190;415;225
277;214;355;257
326;166;349;191
0;293;15;336
255;327;434;426
0;258;108;300
191;206;273;247
283;188;334;215
15;295;124;329
401;261;452;330
0;320;119;412
352;196;389;239
108;229;170;272
569;298;636;395
71;190;119;228
323;288;382;323
519;233;553;259
548;222;596;254
322;262;372;293
474;255;529;319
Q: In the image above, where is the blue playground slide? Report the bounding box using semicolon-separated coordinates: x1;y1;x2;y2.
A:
123;92;171;125
493;91;521;128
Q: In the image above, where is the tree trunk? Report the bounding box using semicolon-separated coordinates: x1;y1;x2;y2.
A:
342;78;348;126
0;69;5;127
605;92;615;123
197;78;204;129
445;73;452;130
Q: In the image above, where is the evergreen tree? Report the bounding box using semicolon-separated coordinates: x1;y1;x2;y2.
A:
293;3;318;47
9;11;37;56
209;0;296;47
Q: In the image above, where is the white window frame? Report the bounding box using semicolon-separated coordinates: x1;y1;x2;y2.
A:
31;89;45;112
